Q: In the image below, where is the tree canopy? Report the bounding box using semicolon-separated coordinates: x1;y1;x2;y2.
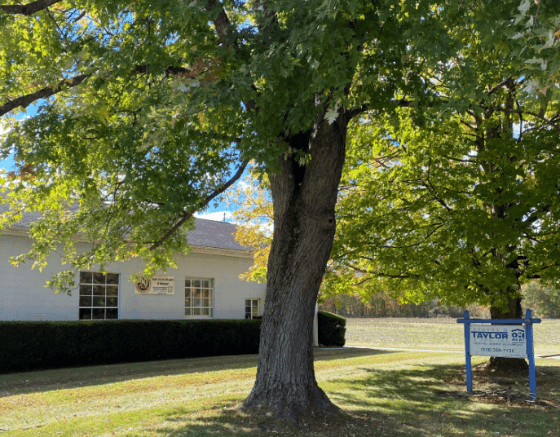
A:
327;2;560;318
2;0;557;425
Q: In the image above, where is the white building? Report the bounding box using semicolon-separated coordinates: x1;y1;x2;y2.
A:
0;212;319;346
0;216;266;322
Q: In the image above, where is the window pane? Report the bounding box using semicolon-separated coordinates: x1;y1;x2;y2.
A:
202;280;209;288
185;297;191;307
106;274;119;285
184;287;191;298
253;300;259;309
201;289;208;299
106;286;118;297
79;308;92;320
193;279;201;288
202;298;209;307
192;298;201;307
193;308;201;316
92;308;105;319
93;297;105;307
201;308;210;316
80;285;92;296
93;272;105;284
252;306;258;317
93;285;105;296
193;289;201;299
80;272;92;284
185;308;192;316
106;308;118;319
106;297;118;307
79;296;92;307
185;279;191;288
245;299;250;307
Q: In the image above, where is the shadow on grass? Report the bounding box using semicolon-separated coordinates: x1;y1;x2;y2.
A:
0;347;394;397
142;365;560;437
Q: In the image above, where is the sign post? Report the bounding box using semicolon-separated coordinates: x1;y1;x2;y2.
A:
457;309;541;400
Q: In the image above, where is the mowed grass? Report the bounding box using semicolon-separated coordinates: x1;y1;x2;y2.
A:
345;317;560;356
0;319;559;437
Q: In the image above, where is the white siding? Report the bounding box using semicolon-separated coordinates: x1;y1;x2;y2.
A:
0;234;266;321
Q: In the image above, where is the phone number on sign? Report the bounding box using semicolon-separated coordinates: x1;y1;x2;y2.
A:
480;347;517;354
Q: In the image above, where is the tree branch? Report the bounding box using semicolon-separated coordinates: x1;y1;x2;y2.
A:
149;159;249;250
0;74;90;117
486;77;513;97
204;0;234;47
0;0;62;15
1;63;196;118
481;106;560;130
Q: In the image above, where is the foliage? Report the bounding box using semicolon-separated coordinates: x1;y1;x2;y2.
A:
320;294;468;318
226;165;272;283
0;0;509;293
326;1;560;313
510;0;560;99
2;0;554;419
317;310;346;347
0;319;261;373
522;280;560;318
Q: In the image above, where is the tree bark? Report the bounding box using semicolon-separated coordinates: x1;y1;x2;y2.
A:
243;108;350;425
487;294;529;373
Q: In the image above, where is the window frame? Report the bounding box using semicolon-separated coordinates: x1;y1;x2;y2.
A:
245;298;260;319
184;277;214;318
78;271;120;320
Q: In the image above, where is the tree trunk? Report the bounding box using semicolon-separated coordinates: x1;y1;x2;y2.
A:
243;109;350;425
487;294;529;373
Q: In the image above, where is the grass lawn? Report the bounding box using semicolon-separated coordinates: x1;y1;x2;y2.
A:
1;319;559;436
344;317;560;356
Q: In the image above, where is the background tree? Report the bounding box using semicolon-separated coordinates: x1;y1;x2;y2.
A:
328;8;560;371
0;0;537;424
522;281;560;318
226;165;271;284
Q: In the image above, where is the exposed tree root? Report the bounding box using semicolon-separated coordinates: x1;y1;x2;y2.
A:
485;357;529;374
243;385;345;428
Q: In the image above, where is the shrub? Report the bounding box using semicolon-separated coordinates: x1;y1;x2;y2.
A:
0;319;261;374
318;310;346;347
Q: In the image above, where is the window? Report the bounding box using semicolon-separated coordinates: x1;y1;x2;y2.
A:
245;299;259;319
79;272;119;320
185;278;213;317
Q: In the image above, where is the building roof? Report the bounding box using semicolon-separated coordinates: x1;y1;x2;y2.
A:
188;218;247;251
0;203;248;252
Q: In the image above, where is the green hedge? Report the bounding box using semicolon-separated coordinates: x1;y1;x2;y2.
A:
318;310;346;347
0;319;261;374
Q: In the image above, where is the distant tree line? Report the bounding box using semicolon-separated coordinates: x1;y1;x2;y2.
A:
521;281;560;319
318;292;471;319
320;281;560;319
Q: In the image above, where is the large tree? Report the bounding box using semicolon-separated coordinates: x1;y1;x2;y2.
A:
328;5;560;371
0;0;536;424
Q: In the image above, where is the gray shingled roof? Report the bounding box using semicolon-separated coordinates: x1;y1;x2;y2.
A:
0;203;248;251
188;218;248;251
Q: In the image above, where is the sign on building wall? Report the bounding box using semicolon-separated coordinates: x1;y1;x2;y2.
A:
470;325;527;358
134;276;175;295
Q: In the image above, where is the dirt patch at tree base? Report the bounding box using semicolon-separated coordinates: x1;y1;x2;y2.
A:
438;363;560;409
235;405;393;437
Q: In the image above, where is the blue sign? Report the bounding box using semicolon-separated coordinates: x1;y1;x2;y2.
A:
457;309;541;400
